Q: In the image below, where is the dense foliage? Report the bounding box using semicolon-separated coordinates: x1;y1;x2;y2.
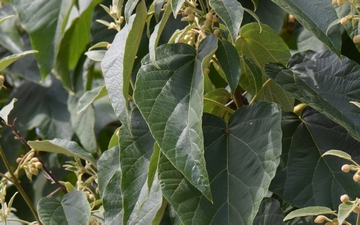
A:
1;0;360;224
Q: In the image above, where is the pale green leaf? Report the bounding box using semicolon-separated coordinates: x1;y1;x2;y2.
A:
0;98;17;124
283;206;335;221
322;150;353;161
77;86;108;114
0;50;38;72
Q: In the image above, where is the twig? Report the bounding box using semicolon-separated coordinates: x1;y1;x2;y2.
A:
4;119;67;194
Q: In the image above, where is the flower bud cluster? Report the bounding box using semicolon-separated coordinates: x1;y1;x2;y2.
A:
96;4;124;31
341;163;360;182
17;151;42;181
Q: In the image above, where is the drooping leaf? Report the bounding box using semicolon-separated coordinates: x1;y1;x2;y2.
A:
101;1;147;127
272;0;341;55
239;56;262;96
12;0;73;79
210;0;244;43
270;108;360;212
283;206;335;221
38;191;91;225
253;198;285;225
28;139;96;165
171;0;185;18
265;50;360;142
0;98;17;124
134;35;218;201
120;108;155;224
97;146;122;224
77;86;108;114
158;102;282;225
322;150;353;162
0;50;38;71
215;39;241;95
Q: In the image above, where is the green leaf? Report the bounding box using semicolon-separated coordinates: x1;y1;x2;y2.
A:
265;50;360;142
97;146;122;224
272;0;341;55
171;0;185;18
85;50;106;62
28;139;96;165
0;50;38;71
203;88;231;119
210;0;244;43
38;191;91;225
215;39;241;95
338;199;360;225
239;56;262;96
322;150;353;162
149;3;172;68
154;0;165;22
251;0;258;11
120;108;155;224
283;206;334;221
12;0;73;79
270;108;360;211
0;15;13;25
158;102;282;225
124;0;139;23
134;36;218;201
253;198;285;225
108;127;120;149
77;86;108;114
0;98;17;124
101;1;147;127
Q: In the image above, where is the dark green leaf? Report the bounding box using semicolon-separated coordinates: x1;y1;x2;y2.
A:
253;198;285;225
215;39;241;95
120;108;155;224
158;102;282;225
210;0;244;43
203;88;231;119
270;108;360;211
97;146;122;224
272;0;341;55
28;139;96;165
265;50;360;141
101;1;147;126
38;191;91;225
134;36;218;201
239;56;262;96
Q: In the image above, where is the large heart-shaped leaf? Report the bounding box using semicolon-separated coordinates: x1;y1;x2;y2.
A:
101;1;147;127
210;0;244;44
97;146;122;224
38;191;91;225
120;108;156;224
134;36;218;201
270;108;360;213
272;0;341;55
158;102;282;225
265;50;360;142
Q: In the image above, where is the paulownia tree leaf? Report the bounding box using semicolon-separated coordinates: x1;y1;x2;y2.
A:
97;146;122;225
239;56;262;96
270;108;360;214
38;191;91;225
134;35;218;201
77;85;108;114
158;102;282;225
101;1;147;127
171;0;185;17
253;198;285;225
0;50;38;71
120;108;156;224
265;50;360;142
28;138;96;165
210;0;244;44
272;0;341;55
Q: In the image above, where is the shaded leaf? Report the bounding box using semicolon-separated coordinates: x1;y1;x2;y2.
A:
210;0;244;43
38;191;91;225
101;1;147;127
0;5;24;53
0;98;17;124
257;80;295;111
272;0;341;55
171;0;185;18
77;86;108;114
270;108;360;211
158;102;282;225
134;36;219;201
253;198;285;225
215;39;241;95
265;50;360;141
97;146;122;224
239;56;262;96
28;139;96;165
203;88;231;119
0;50;38;71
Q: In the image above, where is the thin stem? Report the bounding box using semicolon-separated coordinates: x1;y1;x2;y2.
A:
204;98;235;114
5;119;67;194
0;145;41;224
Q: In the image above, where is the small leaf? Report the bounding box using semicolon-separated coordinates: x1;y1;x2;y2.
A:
0;98;17;124
38;191;91;225
88;41;109;50
85;50;106;62
350;101;360;108
77;86;108;114
215;39;241;95
338;199;360;225
28;139;96;165
171;0;185;17
322;150;353;161
210;0;244;43
0;50;38;71
0;15;14;25
283;206;335;221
